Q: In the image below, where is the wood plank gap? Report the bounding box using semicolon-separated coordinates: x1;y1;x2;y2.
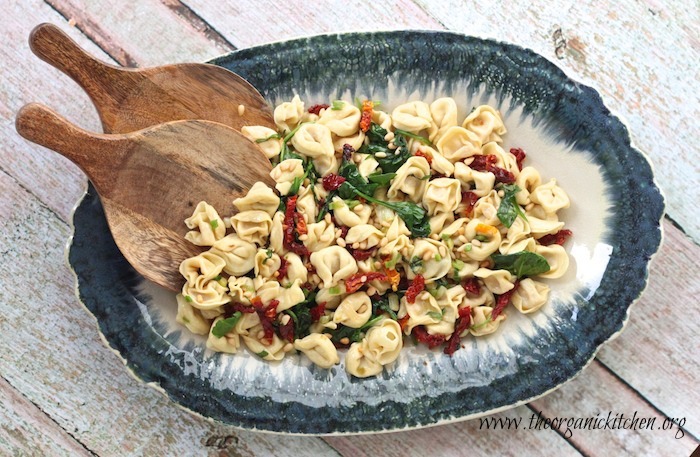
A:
664;214;695;246
0;165;72;229
42;0;139;66
0;373;98;457
406;0;449;29
160;0;237;52
524;403;591;457
594;358;699;442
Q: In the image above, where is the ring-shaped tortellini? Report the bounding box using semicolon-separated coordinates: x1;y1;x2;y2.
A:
469;306;506;337
296;186;317;223
391;101;433;133
426;285;466;336
417;144;455;177
310;246;359;288
242;327;287;361
372;109;393;131
399;290;442;334
364;318;403;365
334;130;366;153
311;152;339;177
454;162;496;197
182;275;231;310
387;156;431;202
331;196;372;227
317;101;361;136
268;212;287;255
345;340;383;378
303;219;336;252
179;251;226;285
422;178;462;215
256;279;306;313
316;285;346;310
499;217;532;255
206;318;241;354
534;244;570;279
282;252;308;284
270;159;305;195
525;215;565;239
355;153;379;178
345;224;384;250
436;126;481;162
333;292;372;328
290;123;334;159
461;220;501;261
462;284;495;310
293;334;340;369
512;278;550;314
233;182;280;216
472;190;502;226
241;125;283;159
184;201;226;246
515;166;542;206
254;248;281;279
407;238;452;282
230;210;272;245
529;178;571;214
473;268;516;295
176;294;211;335
462;105;507;144
428;211;455;236
273;94;304;133
228;276;255;304
208;234;257;277
428;97;458;142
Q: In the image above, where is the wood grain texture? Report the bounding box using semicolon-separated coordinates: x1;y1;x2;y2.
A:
596;219;700;437
325;405;581;457
0;169;337;457
0;376;92;457
28;23;274;133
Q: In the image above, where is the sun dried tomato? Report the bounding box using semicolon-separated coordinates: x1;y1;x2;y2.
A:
283;196;310;257
296;215;307;235
405;275;425;304
350;248;375;261
510;147;527;171
468;154;515;184
277;257;289;280
251;297;278;344
308;104;329;115
413;326;447;349
385;268;400;291
342;144;355;161
414;150;433;165
538;229;573;246
398;314;410;332
278;318;295;343
462;277;481;295
337;224;350;239
310;302;327;322
492;280;520;319
225;302;256;316
344;272;389;293
322;173;346;191
444;306;472;355
461;191;479;217
359;100;373;132
264;299;280;319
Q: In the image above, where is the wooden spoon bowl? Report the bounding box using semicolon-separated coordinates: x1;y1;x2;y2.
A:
16;103;275;291
30;23;274;133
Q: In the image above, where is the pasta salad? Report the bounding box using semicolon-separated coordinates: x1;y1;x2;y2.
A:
175;96;572;378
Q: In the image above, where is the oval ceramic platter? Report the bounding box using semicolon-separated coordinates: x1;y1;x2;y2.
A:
68;31;664;434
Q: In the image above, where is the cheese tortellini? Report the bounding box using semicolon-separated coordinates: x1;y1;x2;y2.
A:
175;97;572;378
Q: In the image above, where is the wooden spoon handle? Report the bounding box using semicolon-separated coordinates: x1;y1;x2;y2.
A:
29;24;127;108
15;103;117;176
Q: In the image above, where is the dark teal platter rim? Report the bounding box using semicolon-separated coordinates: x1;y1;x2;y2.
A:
69;30;664;434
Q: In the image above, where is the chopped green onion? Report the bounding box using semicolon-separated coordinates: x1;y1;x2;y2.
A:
256;350;269;358
452;260;465;271
328;286;341;295
464;244;473;251
344;199;360;209
421;175;431;180
255;133;281;143
434;254;442;261
427;311;443;321
266;249;273;259
470;317;493;331
384;252;402;269
184;295;193;303
475;234;489;242
209;219;219;229
331;100;345;110
182;317;190;323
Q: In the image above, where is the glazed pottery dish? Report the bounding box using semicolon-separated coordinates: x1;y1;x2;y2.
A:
68;31;664;434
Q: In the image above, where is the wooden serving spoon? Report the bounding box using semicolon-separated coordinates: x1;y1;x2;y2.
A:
16;103;275;292
29;23;274;133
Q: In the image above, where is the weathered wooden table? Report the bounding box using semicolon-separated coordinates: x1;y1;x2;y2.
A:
1;1;698;455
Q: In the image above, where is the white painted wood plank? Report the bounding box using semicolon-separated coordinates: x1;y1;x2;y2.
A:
596;220;700;438
325;405;581;457
529;363;698;456
179;0;443;49
0;169;338;456
0;376;92;457
412;0;700;241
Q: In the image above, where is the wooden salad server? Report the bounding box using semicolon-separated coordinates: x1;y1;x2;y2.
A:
29;23;274;133
16;103;275;292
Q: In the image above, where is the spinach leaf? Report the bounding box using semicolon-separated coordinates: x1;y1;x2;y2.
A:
367;172;396;186
359;123;412;173
372;296;398;320
393;128;433;146
286;291;317;339
492;251;551;277
211;311;242;338
337;156;379;198
497;184;528;228
339;180;431;237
